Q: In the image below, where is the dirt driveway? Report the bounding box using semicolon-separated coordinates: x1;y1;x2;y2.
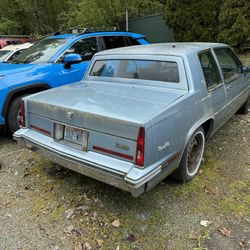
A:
0;113;249;250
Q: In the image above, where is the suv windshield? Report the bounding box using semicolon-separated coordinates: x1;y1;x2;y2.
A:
11;38;66;64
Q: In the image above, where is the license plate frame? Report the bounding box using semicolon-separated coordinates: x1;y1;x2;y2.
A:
64;126;87;148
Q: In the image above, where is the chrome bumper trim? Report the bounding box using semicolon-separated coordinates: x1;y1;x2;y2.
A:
14;135;147;197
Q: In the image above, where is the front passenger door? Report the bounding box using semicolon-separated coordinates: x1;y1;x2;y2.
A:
214;48;247;117
57;37;100;85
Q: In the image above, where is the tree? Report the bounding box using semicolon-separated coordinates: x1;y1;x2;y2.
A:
164;0;220;42
58;0;164;30
218;0;250;50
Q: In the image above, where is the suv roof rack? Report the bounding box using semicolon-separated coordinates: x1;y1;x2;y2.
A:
67;26;119;34
58;26;121;36
43;26;124;39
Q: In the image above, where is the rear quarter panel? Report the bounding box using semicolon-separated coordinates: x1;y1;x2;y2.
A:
148;52;213;168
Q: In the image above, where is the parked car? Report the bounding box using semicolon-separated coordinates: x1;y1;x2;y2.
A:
14;43;250;197
0;43;33;62
0;35;33;49
0;31;149;132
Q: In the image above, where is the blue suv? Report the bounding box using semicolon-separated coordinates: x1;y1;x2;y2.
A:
0;31;149;132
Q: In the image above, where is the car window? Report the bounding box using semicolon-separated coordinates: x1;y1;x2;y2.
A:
90;59;180;83
199;50;222;89
64;37;99;62
214;48;242;83
7;49;26;62
0;50;11;61
125;36;141;46
103;36;126;49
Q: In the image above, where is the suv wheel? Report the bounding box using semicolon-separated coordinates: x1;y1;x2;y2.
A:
7;95;26;133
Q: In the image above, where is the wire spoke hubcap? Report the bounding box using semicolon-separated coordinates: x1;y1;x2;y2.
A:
186;131;204;176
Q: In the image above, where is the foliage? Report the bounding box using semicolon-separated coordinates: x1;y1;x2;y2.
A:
0;0;250;50
164;0;220;42
164;0;250;49
58;0;163;30
0;0;68;35
218;0;250;50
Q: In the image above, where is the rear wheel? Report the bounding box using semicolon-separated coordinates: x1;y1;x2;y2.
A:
7;95;27;133
172;127;205;181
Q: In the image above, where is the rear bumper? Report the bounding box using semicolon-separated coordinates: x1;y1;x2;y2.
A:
14;129;177;197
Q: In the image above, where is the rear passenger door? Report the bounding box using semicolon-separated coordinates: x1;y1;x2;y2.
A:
214;47;246;117
199;50;227;130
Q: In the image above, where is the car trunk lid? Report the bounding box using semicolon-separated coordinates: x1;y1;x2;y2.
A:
27;81;184;140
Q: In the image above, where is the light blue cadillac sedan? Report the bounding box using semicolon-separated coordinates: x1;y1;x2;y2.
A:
14;43;250;196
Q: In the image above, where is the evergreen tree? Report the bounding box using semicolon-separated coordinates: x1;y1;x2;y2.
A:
218;0;250;50
164;0;220;42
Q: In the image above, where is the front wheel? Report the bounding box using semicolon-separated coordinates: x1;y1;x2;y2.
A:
7;95;27;133
171;127;205;182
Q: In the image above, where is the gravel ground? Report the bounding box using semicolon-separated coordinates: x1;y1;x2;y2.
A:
0;112;249;250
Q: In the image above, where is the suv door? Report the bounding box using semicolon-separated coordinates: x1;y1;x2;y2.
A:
56;37;100;85
199;50;227;130
214;47;247;116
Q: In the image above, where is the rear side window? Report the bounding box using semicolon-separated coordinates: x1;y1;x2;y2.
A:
214;48;242;83
103;36;126;49
199;51;222;89
125;36;141;46
90;59;180;83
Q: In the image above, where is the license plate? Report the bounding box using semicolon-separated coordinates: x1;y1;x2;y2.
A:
64;126;86;145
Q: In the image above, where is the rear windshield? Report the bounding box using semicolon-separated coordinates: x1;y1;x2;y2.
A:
90;59;180;83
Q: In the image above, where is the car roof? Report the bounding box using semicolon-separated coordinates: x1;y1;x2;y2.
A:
0;42;33;51
96;42;229;57
47;31;145;40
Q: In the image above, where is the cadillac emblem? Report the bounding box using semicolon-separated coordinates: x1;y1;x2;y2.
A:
66;111;74;120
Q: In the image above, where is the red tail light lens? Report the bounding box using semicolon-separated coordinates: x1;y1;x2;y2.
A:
135;127;145;168
20;100;25;128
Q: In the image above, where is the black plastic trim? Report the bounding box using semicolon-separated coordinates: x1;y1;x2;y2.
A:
2;83;50;117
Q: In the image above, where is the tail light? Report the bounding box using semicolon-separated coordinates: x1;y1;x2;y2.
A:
135;127;145;168
20;100;25;128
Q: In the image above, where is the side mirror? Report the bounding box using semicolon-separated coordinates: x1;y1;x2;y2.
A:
242;66;250;74
63;53;82;69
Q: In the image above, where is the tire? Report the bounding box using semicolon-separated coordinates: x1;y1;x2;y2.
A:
7;95;27;133
236;98;249;115
171;127;205;182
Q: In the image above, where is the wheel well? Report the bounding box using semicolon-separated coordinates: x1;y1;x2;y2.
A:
201;119;214;140
2;84;50;118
